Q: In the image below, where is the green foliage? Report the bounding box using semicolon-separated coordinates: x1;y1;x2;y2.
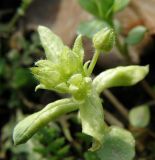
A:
13;98;78;145
0;32;40;109
96;126;135;160
129;105;150;128
79;89;105;151
78;0;114;21
113;0;130;12
13;26;149;159
12;68;34;89
33;126;72;160
84;151;100;160
126;26;148;45
77;19;110;39
93;65;149;94
77;0;147;56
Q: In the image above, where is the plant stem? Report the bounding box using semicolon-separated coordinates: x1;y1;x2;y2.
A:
87;49;100;76
2;0;32;33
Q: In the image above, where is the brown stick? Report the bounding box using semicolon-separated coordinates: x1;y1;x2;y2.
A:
103;89;129;120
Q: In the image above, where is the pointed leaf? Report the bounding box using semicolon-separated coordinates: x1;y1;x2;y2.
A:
72;35;84;64
78;0;114;20
93;65;149;94
97;0;114;19
78;0;99;18
129;105;150;128
38;26;64;61
97;126;135;160
79;90;106;151
13;98;78;145
113;0;130;12
77;19;110;38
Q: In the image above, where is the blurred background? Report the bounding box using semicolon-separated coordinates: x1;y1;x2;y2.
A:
1;0;155;159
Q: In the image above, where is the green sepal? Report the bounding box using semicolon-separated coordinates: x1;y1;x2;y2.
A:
79;89;106;151
13;98;79;145
93;65;149;94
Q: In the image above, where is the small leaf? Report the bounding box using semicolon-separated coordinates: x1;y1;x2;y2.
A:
129;105;150;128
77;19;110;38
93;65;149;94
78;0;99;18
96;126;135;160
13;98;78;145
126;26;147;45
113;0;130;12
96;0;114;20
79;89;106;151
38;26;64;61
78;0;114;20
72;35;84;65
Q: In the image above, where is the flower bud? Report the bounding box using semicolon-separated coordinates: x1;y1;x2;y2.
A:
68;74;92;100
93;27;115;52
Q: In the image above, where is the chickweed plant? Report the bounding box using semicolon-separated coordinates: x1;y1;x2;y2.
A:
13;26;148;160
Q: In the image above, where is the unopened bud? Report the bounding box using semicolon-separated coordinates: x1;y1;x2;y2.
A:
93;27;115;52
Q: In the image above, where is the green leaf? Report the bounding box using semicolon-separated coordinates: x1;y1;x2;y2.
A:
78;0;114;20
77;19;110;38
78;0;99;18
79;90;106;151
97;0;114;20
38;26;64;61
126;26;147;45
129;105;150;128
84;151;100;160
72;35;84;65
97;126;135;160
113;0;130;12
93;65;149;94
13;98;78;145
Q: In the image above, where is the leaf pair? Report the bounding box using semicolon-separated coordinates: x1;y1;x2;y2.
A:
78;0;130;21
